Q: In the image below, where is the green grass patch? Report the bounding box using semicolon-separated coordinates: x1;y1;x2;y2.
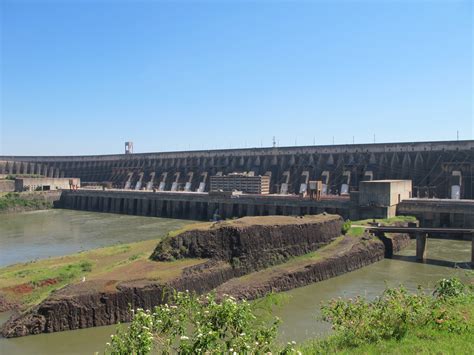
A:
347;226;365;237
0;192;53;212
354;215;417;226
297;276;474;354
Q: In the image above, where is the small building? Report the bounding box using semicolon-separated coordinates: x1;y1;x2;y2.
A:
357;180;412;219
15;177;81;192
210;173;270;194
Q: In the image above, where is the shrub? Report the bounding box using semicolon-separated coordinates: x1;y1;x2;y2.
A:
320;278;473;348
341;220;351;235
433;277;466;299
106;292;283;354
79;261;93;272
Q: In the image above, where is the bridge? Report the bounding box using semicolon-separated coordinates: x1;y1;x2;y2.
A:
363;226;474;266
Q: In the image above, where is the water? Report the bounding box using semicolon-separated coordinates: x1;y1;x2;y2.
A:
0;211;472;354
0;209;193;267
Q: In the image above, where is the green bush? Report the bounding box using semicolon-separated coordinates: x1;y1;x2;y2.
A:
341;220;351;235
106;292;289;354
320;277;473;349
433;277;466;299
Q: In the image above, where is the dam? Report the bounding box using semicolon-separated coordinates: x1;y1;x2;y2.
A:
1;140;473;199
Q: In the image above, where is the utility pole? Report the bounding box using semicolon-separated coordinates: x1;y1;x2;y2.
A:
373;134;376;144
332;136;335;145
457;130;459;141
272;136;276;148
352;136;355;144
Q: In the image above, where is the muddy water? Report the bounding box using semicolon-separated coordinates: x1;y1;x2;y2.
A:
0;209;193;267
0;211;472;354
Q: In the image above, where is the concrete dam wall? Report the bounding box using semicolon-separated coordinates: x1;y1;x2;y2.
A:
1;140;473;199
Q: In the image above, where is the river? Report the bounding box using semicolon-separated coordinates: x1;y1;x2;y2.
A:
0;210;471;354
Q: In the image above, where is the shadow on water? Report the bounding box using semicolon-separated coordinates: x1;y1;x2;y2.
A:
390;254;472;270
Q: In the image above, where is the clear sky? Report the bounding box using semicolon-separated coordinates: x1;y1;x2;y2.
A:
0;0;472;156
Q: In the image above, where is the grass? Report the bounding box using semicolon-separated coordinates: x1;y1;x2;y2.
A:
347;226;365;237
297;300;474;354
354;215;417;226
0;192;53;212
0;237;206;310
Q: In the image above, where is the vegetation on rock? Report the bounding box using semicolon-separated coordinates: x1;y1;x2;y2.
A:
0;192;53;212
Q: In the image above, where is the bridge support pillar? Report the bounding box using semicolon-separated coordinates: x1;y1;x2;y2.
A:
416;232;427;261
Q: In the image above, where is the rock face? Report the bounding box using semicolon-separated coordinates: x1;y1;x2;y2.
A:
151;215;344;271
1;215;410;338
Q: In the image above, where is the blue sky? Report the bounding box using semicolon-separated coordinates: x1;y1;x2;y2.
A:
0;0;472;155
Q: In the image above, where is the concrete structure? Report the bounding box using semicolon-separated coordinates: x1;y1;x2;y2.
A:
366;226;474;266
357;180;412;218
0;179;15;192
15;177;81;192
398;198;474;228
58;189;351;220
210;173;270;194
1;140;472;199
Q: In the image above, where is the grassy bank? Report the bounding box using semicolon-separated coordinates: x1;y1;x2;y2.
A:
104;276;474;354
0;238;205;310
297;276;474;354
0;192;53;213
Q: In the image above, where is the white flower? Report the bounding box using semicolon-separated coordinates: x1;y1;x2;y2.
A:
291;340;296;345
180;335;189;340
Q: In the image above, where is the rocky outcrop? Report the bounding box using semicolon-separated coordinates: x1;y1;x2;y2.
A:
1;215;410;338
151;215;344;271
215;237;385;300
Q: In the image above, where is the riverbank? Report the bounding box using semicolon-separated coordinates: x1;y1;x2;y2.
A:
0;192;60;214
1;215;414;338
296;277;474;354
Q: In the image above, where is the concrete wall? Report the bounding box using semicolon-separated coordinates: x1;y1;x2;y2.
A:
1;140;472;199
0;180;15;192
359;180;412;207
58;190;351;220
15;178;81;192
398;198;474;228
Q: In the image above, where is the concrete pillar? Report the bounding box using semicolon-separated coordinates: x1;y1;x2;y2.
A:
269;205;277;215
291;206;301;216
247;204;255;216
156;200;164;217
150;199;157;216
141;199;149;216
225;204;233;218
189;201;197;220
128;199;135;214
87;197;93;211
416;232;427;261
80;196;87;210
